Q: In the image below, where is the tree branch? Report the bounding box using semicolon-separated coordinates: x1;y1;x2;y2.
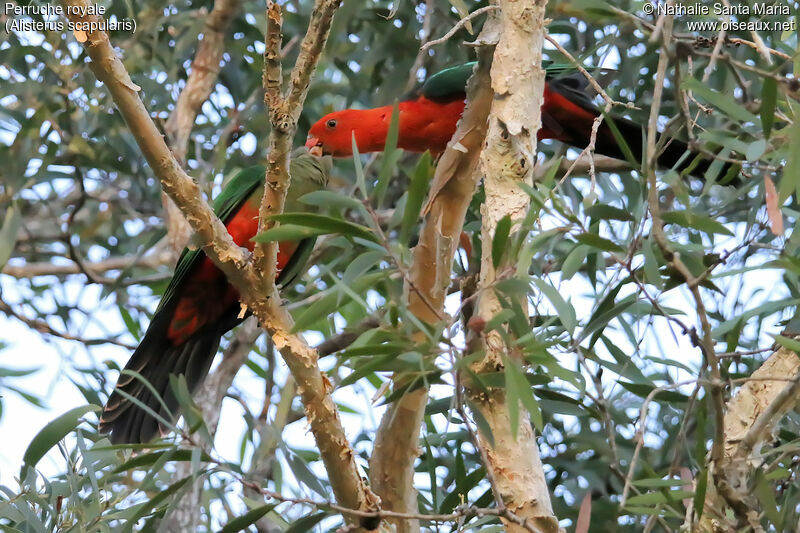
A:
697;345;800;531
2;251;171;279
161;0;243;254
369;45;496;533
57;1;382;528
467;0;558;530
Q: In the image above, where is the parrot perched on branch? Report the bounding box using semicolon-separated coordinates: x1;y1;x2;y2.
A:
100;150;332;444
306;62;738;182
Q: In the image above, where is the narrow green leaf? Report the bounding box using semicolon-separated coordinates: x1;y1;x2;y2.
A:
251;224;324;242
285;511;329;533
492;215;512;269
575;232;625;254
21;405;99;476
0;366;39;378
219;504;278;533
773;334;800;354
400;152;432;245
255;213;379;244
694;468;708;519
423;436;439;510
122;476;193;532
504;364;520;440
374;102;401;207
504;357;543;431
352;133;367;198
300;190;365;212
682;77;759;123
625;489;694;506
532;278;577;335
784;104;800;203
112;449;213;474
641;238;663;289
585;203;634;222
287;452;328;498
755;471;781;526
618;382;689;403
761;77;777;139
661;210;734;236
0;204;22;269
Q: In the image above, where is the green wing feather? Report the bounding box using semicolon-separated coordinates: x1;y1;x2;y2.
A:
155;166;265;314
155;153;331;314
415;61;579;102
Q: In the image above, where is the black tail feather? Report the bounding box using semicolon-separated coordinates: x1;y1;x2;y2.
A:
595;115;739;184
99;307;240;444
547;73;741;184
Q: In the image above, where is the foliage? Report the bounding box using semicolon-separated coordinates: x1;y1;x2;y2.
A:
1;0;799;531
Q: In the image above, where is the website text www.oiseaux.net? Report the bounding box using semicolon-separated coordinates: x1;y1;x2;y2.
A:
642;2;796;32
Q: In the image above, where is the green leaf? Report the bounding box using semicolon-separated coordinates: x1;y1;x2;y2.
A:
112;449;213;474
625;489;694;506
761;77;777;139
746;139;767;161
287;451;328;497
400;152;432;245
585;203;634;222
682;77;759;124
0;366;39;378
782;104;800;203
773;334;800;354
0;204;22;269
492;215;512;269
250;224;324;242
632;477;691;488
504;357;543;431
642;238;664;289
532;278;577;335
694;468;708;520
21;405;100;476
219;504;278;533
300;190;366;212
352;133;367;198
575;232;625;254
755;471;781;526
580;294;637;344
661;210;734;236
618;382;689;403
254;213;379;244
117;303;141;340
284;511;329;533
122;476;193;532
561;245;589;280
374;102;401;207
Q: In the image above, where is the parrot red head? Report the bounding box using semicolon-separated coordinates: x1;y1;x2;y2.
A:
306;108;388;157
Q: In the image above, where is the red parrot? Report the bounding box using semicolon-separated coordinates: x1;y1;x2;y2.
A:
306;62;738;182
100;151;331;444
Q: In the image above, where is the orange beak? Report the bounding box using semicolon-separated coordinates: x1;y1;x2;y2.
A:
306;135;323;156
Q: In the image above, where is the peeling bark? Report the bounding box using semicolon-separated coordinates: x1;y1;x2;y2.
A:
697;346;800;531
369;49;495;531
468;0;559;531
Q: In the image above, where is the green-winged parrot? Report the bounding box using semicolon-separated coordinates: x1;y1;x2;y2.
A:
100;150;332;444
306;62;738;182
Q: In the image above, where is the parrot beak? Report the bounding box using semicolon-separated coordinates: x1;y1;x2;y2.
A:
306;135;324;157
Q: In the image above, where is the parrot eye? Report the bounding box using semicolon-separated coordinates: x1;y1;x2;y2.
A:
326;119;337;129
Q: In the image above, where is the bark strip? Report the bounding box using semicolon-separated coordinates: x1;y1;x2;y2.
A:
368;49;495;533
468;0;558;530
